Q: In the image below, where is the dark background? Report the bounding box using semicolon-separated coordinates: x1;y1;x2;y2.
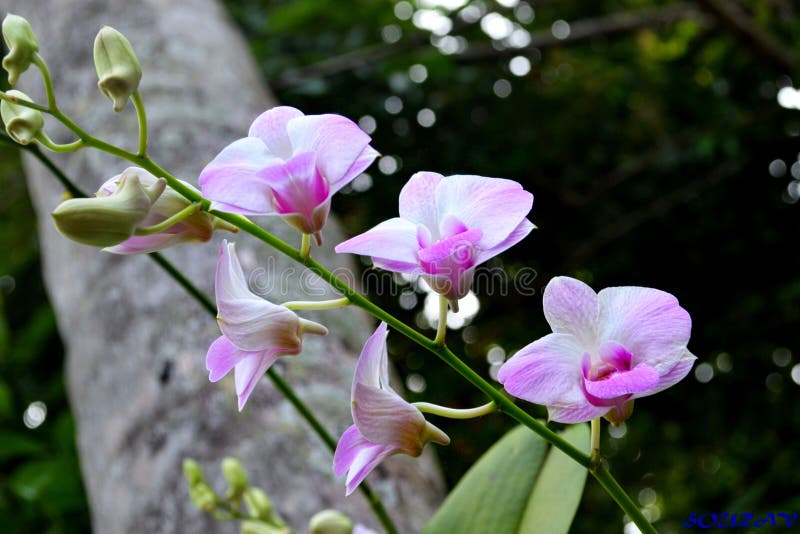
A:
2;1;799;532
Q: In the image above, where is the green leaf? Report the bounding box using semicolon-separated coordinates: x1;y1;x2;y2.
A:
518;424;591;533
423;424;590;534
0;430;45;461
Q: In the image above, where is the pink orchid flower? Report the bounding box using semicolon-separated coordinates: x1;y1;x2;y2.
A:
198;106;379;243
206;240;327;410
333;322;449;495
498;276;696;424
98;167;228;254
335;172;533;307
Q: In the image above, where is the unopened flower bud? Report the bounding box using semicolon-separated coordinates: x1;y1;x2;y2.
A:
2;14;38;85
243;487;273;521
221;457;248;499
188;482;217;512
51;171;165;247
182;458;204;487
309;509;353;534
1;90;43;145
240;520;288;534
93;26;141;112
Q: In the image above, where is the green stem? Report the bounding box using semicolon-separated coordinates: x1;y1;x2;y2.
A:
33;54;57;110
134;202;200;235
0;91;49;113
35;132;84;153
593;464;657;534
131;90;148;156
591;418;601;463
282;297;350;311
433;294;448;347
300;233;311;259
413;401;496;419
16;142;400;534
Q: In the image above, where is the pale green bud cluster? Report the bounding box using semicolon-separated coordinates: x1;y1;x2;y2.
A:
2;14;39;85
51;171;165;246
0;90;43;144
309;509;354;534
93;26;142;112
222;457;249;500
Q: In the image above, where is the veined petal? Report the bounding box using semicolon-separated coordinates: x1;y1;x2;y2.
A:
398;172;444;229
333;425;399;496
598;286;691;369
331;145;380;194
352;382;427;454
234;350;282;411
547;402;611;424
352;322;390;391
206;335;245;382
543;276;599;351
474;218;535;266
199;137;282;215
248;106;304;160
583;364;659;399
286;114;373;188
436;175;533;249
635;350;697;398
497;333;587;406
215;240;255;302
335;217;421;272
104;233;192;255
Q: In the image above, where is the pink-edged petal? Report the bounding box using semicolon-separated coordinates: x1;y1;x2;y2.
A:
286;114;373;188
635;350;697;398
398;172;444;229
234;350;282;411
331;145;380;194
547;402;611;424
104;233;189;255
497;333;587;407
598;286;691;369
206;335;244;382
435;175;533;249
215;240;255;301
352;382;427;454
583;364;659;399
474;218;535;265
248;106;304;160
335;218;421;272
215;241;301;351
199;137;282;215
352;322;390;392
333;425;399;496
542;276;599;350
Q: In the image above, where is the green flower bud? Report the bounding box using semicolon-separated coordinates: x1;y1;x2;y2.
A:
309;509;353;534
2;14;39;85
240;520;289;534
222;457;249;500
188;482;217;512
93;26;142;112
182;458;204;487
51;171;165;247
1;90;44;145
243;488;273;521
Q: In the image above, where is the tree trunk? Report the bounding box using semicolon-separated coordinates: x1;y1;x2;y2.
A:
6;1;444;532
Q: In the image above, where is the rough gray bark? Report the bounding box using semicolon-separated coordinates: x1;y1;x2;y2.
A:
6;0;444;532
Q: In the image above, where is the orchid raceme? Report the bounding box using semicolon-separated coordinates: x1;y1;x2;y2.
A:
198;106;379;244
207;240;328;410
498;276;696;424
333;322;449;495
335;172;534;307
98;167;235;254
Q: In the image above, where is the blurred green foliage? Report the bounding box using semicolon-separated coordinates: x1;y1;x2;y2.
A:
224;1;800;532
0;106;89;531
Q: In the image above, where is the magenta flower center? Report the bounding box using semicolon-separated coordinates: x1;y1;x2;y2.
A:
580;342;659;409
